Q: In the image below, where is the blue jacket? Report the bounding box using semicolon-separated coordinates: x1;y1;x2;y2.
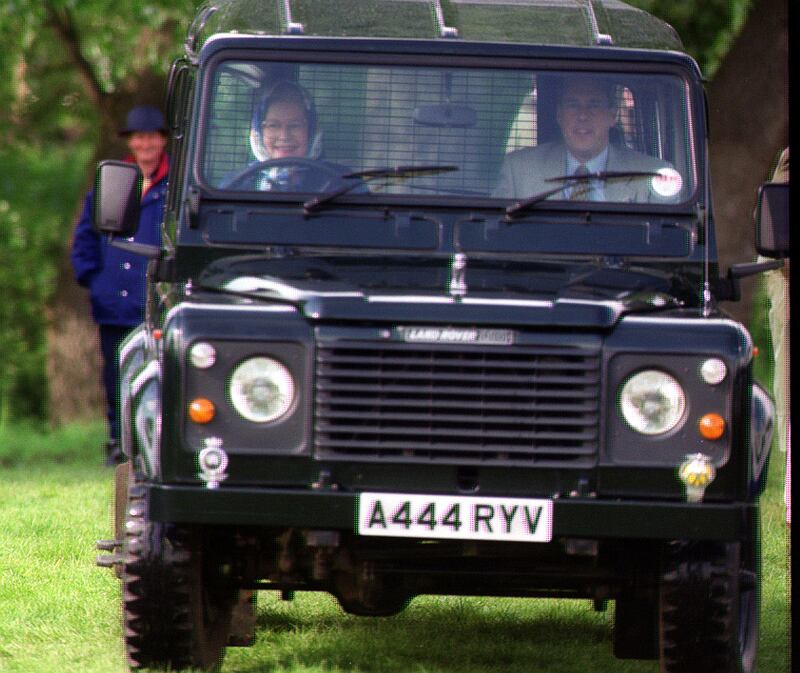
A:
70;155;168;327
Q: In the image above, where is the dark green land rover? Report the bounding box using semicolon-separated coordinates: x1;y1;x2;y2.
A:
93;1;788;671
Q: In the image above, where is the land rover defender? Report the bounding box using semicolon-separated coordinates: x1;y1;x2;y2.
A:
93;1;788;671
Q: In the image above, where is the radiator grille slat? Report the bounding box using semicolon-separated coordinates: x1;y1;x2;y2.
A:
314;338;601;466
317;412;598;427
316;382;598;398
316;394;599;412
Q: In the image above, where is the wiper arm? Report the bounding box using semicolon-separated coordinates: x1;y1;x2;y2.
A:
505;170;659;219
304;164;458;213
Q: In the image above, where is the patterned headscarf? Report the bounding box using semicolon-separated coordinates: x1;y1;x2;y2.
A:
249;80;323;162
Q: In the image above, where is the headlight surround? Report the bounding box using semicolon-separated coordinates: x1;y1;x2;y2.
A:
619;369;686;435
229;357;295;423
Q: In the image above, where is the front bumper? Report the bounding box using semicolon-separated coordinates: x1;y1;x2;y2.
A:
147;483;754;541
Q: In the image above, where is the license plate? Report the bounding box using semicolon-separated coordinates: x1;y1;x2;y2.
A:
357;492;553;543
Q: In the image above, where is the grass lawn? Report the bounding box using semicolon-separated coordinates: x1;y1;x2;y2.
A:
0;421;790;673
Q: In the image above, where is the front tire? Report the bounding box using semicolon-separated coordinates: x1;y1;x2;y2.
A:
658;514;760;673
121;483;236;671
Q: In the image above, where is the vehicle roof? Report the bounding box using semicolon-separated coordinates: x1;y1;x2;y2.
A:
193;0;684;53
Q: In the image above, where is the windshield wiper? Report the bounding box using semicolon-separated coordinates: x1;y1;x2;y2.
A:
303;164;458;213
505;170;659;219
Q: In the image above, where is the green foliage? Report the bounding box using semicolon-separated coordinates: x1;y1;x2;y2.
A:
0;0;198;146
0;418;105;466
626;0;753;76
750;279;775;391
0;1;198;423
0;144;90;424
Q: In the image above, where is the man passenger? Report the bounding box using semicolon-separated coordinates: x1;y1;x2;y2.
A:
494;75;674;203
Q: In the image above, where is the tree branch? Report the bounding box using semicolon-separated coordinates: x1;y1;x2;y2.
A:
43;1;106;108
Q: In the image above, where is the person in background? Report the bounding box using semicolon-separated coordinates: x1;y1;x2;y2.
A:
70;105;169;466
759;147;789;525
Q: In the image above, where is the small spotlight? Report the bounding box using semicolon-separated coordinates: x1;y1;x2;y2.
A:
190;342;216;369
678;453;716;502
700;358;727;385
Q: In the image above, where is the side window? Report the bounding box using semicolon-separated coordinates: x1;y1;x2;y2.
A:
616;87;640;150
165;60;195;223
504;82;537;154
504;80;645;155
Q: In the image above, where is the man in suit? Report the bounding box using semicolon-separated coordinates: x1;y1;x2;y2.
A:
494;75;675;203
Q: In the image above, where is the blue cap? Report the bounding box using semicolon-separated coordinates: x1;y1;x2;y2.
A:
118;105;167;136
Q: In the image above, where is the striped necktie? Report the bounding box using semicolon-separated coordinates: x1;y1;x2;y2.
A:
570;164;590;201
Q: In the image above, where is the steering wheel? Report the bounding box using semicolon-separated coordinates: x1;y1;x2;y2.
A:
224;158;343;191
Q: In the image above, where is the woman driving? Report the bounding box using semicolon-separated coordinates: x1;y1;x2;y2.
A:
223;80;346;191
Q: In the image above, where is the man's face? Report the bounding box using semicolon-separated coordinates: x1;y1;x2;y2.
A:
261;100;309;159
127;131;167;170
556;79;617;162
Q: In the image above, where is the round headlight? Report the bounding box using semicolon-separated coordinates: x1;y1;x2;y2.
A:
229;357;295;423
619;369;686;435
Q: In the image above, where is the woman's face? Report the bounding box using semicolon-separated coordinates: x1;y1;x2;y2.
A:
261;100;309;159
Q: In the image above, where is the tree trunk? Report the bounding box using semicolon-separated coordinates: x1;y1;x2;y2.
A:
707;0;788;325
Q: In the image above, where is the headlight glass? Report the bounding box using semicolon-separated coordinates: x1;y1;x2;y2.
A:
619;369;686;435
229;357;295;423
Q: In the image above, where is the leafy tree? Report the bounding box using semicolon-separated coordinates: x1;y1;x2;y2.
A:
626;0;753;77
1;1;197;153
1;1;196;424
0;144;90;425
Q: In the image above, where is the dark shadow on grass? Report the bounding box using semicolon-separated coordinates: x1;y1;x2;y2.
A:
235;596;646;673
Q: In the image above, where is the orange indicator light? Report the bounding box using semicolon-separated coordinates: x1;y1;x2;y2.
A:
698;413;725;440
189;398;216;424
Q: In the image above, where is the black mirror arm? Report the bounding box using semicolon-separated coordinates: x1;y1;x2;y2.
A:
107;234;161;260
716;258;784;302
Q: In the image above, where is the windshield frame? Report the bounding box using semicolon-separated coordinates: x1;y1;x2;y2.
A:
191;37;706;217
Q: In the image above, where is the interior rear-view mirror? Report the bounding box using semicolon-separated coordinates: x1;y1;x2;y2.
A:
413;103;478;128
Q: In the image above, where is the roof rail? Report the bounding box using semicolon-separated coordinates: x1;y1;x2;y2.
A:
281;0;305;35
432;0;459;38
582;0;613;46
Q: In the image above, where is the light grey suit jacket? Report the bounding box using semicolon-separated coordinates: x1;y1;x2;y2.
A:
493;141;676;203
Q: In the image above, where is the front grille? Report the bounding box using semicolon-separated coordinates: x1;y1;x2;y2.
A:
314;336;601;466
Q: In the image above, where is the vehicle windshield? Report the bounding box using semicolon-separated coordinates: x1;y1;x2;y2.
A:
200;58;698;206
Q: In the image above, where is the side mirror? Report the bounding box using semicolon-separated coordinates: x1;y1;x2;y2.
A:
92;160;141;237
755;182;789;258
